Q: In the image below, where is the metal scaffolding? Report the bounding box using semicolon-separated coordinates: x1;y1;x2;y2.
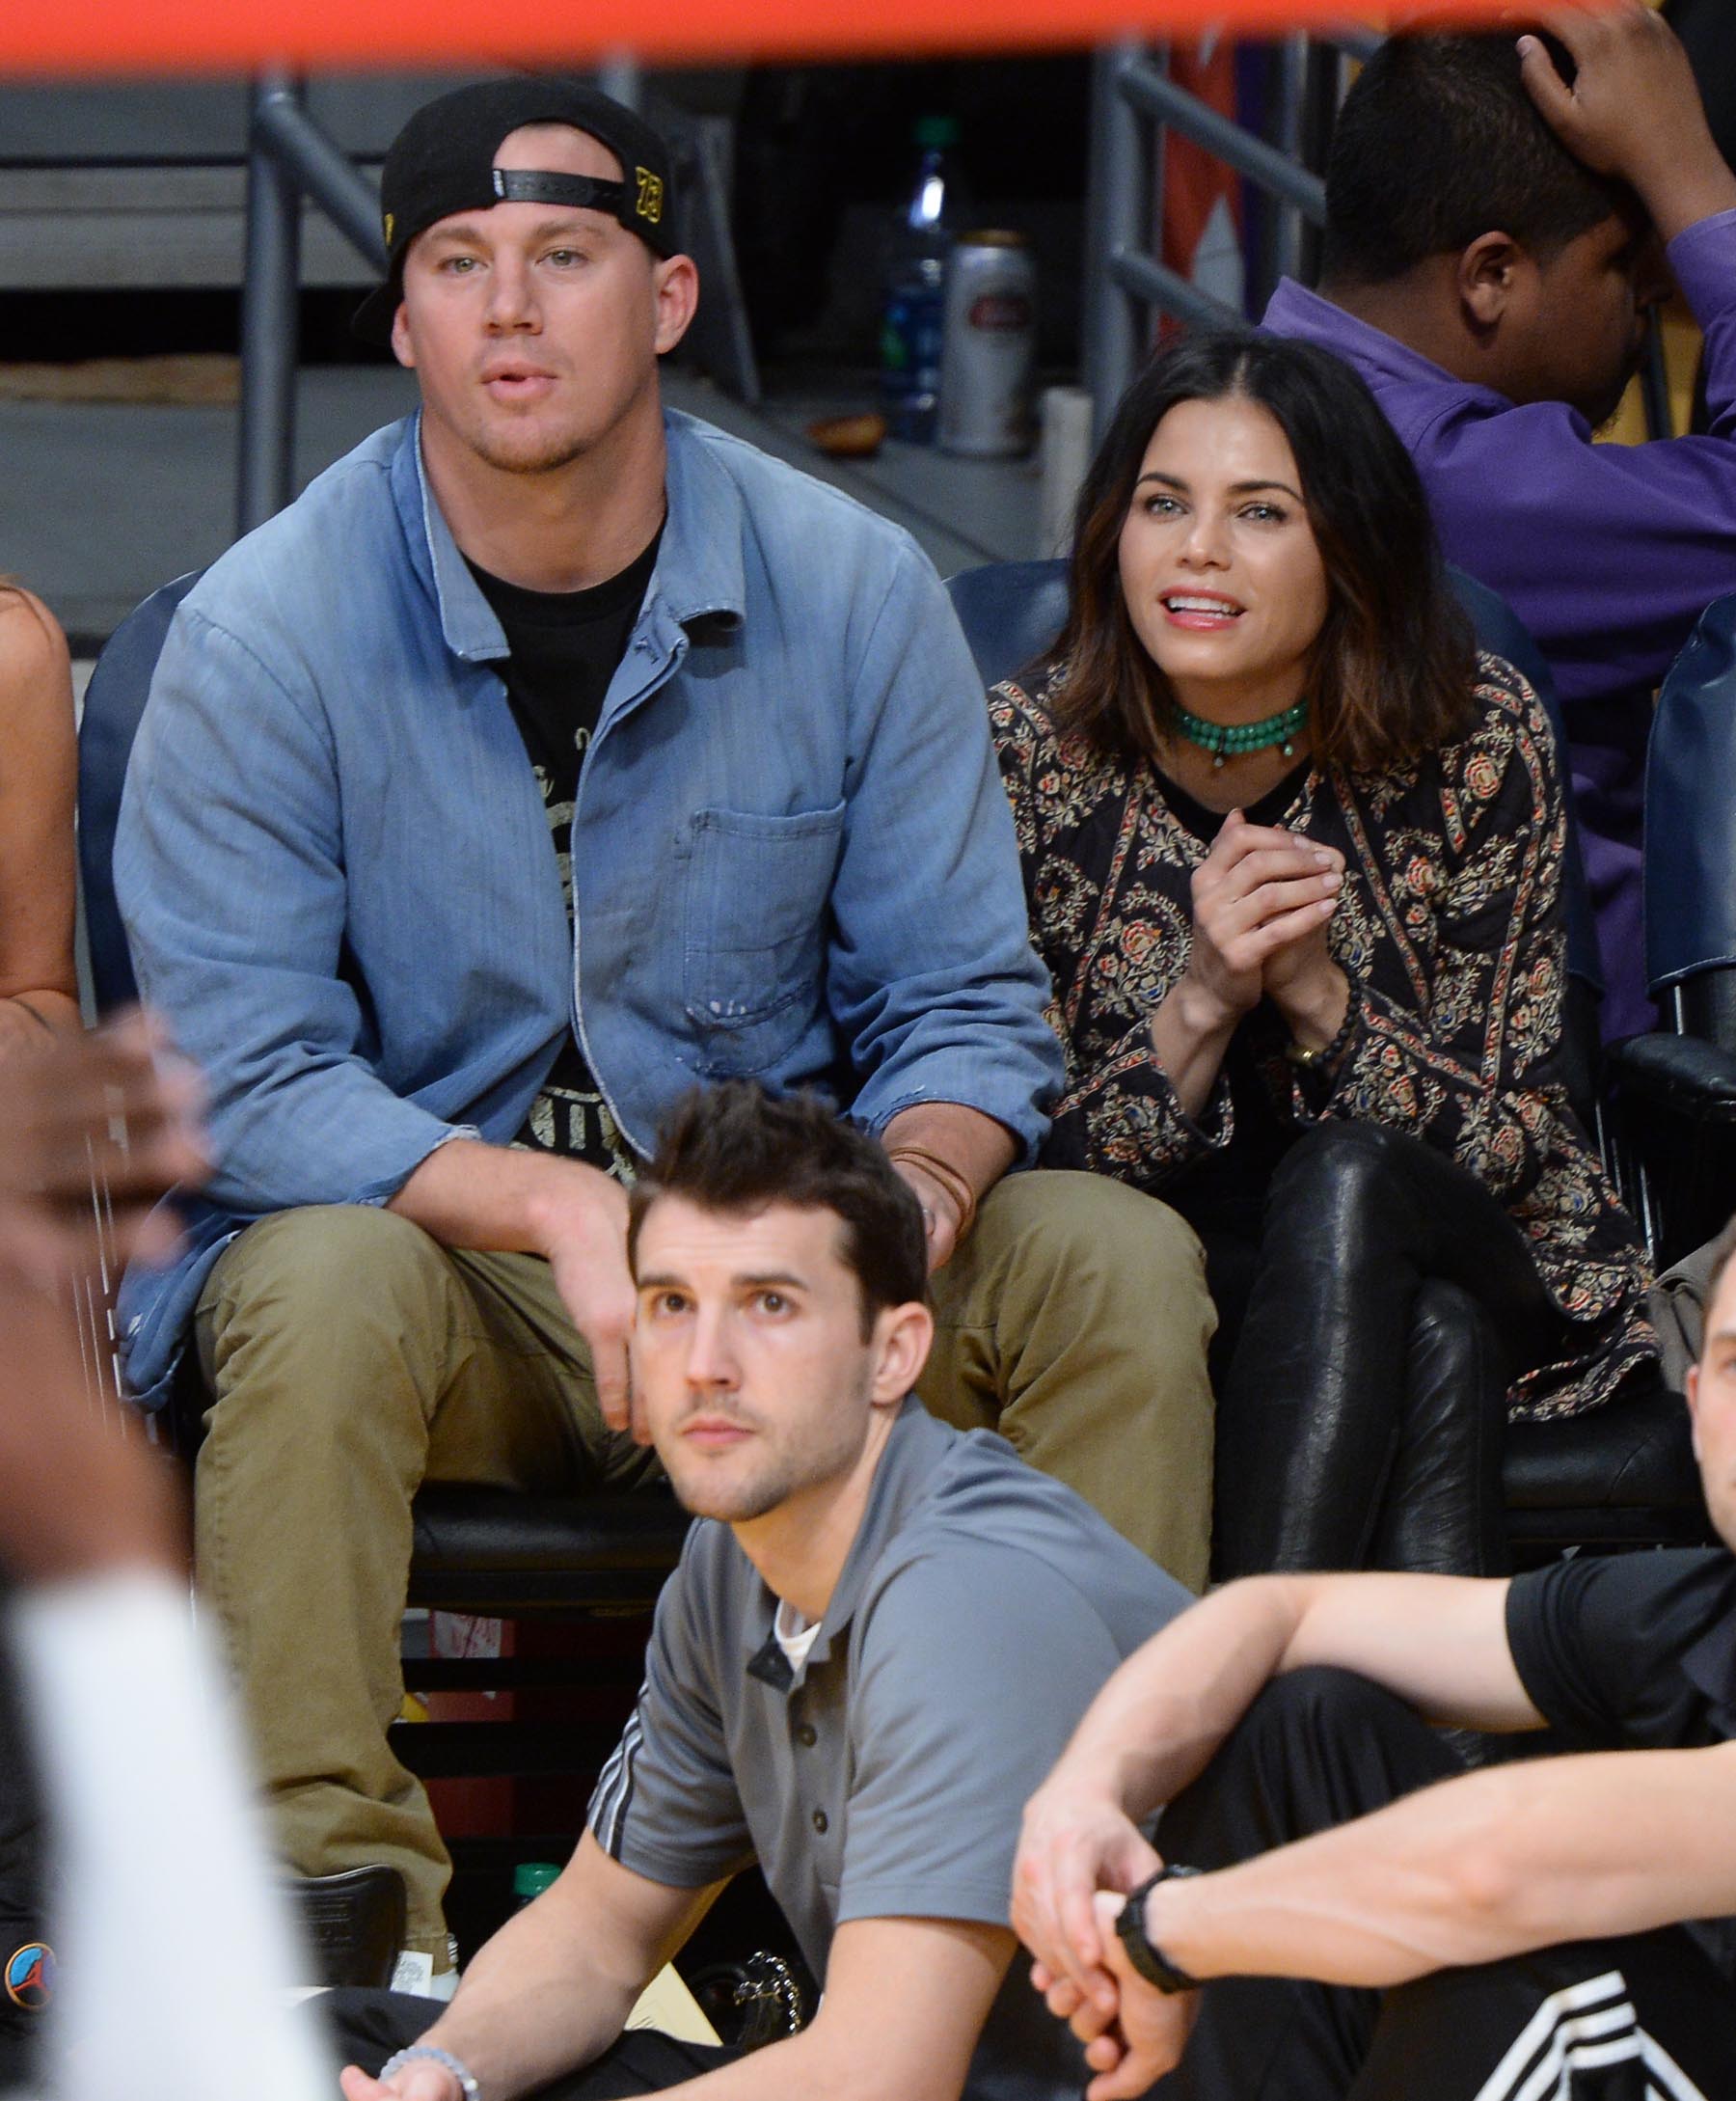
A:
1081;29;1376;435
237;73;386;538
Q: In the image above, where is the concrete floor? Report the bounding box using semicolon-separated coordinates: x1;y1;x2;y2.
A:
4;362;1045;650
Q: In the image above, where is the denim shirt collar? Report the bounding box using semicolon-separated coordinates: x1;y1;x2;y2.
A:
388;404;747;669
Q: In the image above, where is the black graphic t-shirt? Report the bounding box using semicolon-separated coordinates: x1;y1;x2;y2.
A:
469;529;663;1183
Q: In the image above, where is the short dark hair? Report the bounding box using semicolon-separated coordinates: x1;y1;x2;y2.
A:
1321;30;1631;287
1049;330;1477;776
627;1082;929;1337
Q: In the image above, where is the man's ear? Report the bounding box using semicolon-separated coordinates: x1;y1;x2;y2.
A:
1686;1360;1703;1463
869;1299;935;1407
390;301;416;371
1455;231;1528;333
652;253;700;357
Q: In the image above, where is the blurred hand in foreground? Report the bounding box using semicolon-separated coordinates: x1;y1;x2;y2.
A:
0;1007;208;1292
0;1010;210;1581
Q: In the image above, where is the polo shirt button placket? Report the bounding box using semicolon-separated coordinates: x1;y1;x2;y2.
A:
811;1809;828;1834
795;1723;817;1748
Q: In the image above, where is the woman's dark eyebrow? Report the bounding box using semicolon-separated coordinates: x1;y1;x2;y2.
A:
1133;470;1302;501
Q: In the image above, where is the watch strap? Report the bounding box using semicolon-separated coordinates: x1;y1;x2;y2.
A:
1116;1863;1203;1994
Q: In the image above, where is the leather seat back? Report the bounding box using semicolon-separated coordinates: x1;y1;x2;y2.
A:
77;570;201;1014
1647;591;1736;1046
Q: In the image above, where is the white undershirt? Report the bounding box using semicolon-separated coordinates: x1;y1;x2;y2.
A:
773;1597;822;1681
8;1570;334;2101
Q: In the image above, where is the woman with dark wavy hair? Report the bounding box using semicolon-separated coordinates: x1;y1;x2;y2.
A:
991;330;1655;1579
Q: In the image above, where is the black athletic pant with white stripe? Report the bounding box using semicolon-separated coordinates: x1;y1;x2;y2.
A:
1153;1668;1736;2101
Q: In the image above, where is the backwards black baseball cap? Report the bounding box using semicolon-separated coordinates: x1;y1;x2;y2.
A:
353;77;681;344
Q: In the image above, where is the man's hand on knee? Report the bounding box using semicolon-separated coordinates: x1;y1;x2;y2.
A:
534;1169;638;1438
389;1145;642;1437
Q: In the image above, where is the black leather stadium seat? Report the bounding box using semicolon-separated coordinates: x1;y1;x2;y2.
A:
1609;591;1736;1270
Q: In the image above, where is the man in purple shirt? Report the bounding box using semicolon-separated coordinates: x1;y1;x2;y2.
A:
1263;3;1736;1038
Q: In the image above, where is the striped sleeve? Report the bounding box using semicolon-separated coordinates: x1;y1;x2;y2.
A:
584;1566;754;1887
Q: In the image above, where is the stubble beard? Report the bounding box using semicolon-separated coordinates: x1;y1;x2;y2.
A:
469;418;595;478
663;1370;877;1527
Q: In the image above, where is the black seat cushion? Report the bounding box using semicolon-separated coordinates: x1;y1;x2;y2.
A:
407;1486;690;1615
1503;1378;1703;1514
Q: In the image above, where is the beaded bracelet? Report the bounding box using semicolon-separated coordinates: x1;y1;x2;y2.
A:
1283;994;1359;1087
377;2043;481;2101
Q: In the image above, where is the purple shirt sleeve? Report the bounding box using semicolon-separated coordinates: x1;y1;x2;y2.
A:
1668;207;1736;437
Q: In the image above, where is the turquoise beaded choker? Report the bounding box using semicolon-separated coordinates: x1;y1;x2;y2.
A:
1172;696;1310;769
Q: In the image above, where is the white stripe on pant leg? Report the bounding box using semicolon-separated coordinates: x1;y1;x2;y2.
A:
1470;1967;1712;2101
1559;2033;1645;2073
1510;2017;1711;2101
1513;2006;1640;2101
1473;1972;1633;2101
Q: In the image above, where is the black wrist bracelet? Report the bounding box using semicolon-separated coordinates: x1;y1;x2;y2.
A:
1115;1864;1204;1995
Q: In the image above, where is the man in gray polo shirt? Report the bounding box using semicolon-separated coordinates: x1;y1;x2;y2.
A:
327;1081;1189;2101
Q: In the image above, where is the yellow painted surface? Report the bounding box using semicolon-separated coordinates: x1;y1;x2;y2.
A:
1600;298;1701;445
626;1963;724;2045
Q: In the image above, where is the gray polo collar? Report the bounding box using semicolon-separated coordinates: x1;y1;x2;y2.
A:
745;1397;950;1695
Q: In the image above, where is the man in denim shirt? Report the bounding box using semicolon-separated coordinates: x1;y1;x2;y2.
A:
115;82;1215;1988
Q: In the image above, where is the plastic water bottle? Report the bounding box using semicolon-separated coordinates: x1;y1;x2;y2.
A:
513;1861;560;1909
881;116;962;445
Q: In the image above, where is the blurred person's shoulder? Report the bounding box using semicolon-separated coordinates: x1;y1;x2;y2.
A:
0;585;70;705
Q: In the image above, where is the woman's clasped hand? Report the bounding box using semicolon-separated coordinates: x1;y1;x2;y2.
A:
1181;809;1344;1034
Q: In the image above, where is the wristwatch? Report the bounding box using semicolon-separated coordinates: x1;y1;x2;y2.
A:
1115;1863;1204;1994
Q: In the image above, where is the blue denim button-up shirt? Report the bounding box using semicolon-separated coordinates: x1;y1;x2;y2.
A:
115;408;1061;1405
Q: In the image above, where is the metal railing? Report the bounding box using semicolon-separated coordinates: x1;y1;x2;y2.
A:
1083;29;1374;433
1082;27;1676;447
237;72;388;537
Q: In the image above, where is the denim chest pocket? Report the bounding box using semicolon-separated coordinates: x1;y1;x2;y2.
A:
682;802;846;1074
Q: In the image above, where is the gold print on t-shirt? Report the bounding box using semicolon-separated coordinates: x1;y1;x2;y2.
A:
523;1084;636;1184
530;760;577;914
513;755;636;1184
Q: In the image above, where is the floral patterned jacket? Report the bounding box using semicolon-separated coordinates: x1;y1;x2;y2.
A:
990;654;1656;1422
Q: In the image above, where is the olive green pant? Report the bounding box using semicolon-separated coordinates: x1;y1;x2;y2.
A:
192;1169;1213;1957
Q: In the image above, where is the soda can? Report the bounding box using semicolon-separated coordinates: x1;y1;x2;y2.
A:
938;231;1038;459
